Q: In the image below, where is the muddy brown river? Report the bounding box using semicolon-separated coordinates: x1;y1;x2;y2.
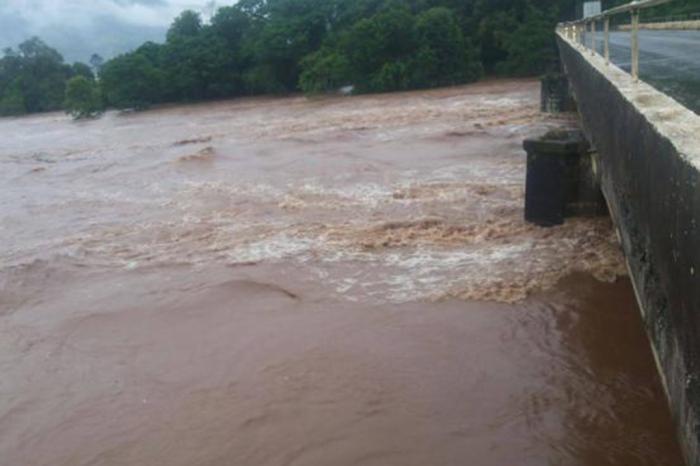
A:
0;79;685;465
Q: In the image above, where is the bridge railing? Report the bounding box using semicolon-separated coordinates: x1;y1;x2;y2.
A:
558;0;674;82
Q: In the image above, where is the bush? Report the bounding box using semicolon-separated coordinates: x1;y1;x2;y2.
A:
0;80;26;116
371;60;410;92
299;49;351;94
496;7;559;77
342;6;417;92
412;8;483;88
64;76;103;119
100;53;163;110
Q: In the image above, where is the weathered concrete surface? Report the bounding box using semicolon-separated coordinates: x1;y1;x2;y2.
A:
558;30;700;466
522;130;606;226
540;74;576;113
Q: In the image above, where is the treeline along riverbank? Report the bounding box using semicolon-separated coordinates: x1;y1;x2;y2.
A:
2;0;699;118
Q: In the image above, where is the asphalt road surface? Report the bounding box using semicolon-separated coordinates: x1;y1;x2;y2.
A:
585;30;700;114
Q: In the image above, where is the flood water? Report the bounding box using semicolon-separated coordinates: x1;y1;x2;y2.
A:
0;79;685;465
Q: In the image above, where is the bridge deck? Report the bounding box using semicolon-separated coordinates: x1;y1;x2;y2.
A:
584;30;700;114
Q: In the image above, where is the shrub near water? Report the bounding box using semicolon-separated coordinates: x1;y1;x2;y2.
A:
99;53;163;111
300;5;482;94
0;37;91;116
64;76;103;119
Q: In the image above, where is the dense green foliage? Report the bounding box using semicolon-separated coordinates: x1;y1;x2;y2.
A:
0;37;94;116
96;0;576;109
298;5;483;94
100;51;164;110
64;76;103;119
14;0;694;115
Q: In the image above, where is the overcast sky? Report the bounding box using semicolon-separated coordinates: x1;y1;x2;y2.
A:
0;0;224;62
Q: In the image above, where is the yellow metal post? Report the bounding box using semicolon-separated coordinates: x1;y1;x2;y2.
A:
604;17;610;65
631;9;640;81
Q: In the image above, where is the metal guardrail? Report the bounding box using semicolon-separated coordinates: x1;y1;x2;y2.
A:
558;0;674;82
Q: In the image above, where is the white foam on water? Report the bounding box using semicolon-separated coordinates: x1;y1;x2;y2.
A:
223;235;315;265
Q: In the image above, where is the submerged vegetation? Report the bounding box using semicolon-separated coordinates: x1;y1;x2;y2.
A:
2;0;698;118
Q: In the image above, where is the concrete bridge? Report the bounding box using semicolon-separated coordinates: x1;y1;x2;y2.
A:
556;1;700;464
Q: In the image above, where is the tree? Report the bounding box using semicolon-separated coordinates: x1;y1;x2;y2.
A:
0;80;26;116
18;36;63;62
0;49;21;103
64;75;103;119
160;31;237;100
211;6;253;49
72;62;94;80
240;0;342;92
1;37;71;114
1;0;585;115
167;10;203;42
476;9;519;73
371;60;410;92
299;48;351;93
411;7;482;88
496;6;559;76
341;6;417;92
89;53;104;74
100;53;163;110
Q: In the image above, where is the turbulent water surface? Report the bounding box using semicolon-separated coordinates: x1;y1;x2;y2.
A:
0;79;684;465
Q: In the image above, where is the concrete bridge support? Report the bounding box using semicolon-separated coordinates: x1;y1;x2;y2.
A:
557;31;700;466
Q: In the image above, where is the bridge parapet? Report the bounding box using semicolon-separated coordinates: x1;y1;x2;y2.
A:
559;0;673;81
556;14;700;466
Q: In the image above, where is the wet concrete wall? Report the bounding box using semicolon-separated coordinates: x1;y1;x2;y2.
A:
557;32;700;466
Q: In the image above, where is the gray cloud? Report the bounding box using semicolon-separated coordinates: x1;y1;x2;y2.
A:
0;0;221;62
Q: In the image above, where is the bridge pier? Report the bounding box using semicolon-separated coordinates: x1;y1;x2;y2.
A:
523;130;606;227
540;74;575;113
